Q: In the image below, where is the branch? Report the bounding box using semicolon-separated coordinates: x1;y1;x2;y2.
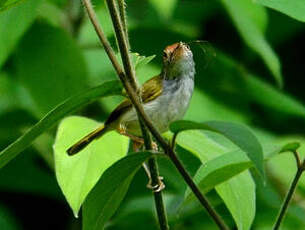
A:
108;0;168;228
117;0;129;49
106;0;138;91
82;1;228;229
273;154;305;230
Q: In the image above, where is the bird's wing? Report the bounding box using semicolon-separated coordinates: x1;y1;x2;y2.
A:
105;75;163;126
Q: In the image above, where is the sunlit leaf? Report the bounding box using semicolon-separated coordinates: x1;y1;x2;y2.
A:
184;143;285;203
54;116;129;217
216;171;255;230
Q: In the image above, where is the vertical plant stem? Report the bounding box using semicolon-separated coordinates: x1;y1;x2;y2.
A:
139;119;169;230
108;1;169;229
106;0;138;91
148;157;169;230
273;165;304;230
117;0;129;48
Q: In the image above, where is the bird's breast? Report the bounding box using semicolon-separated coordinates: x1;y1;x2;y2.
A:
147;77;194;132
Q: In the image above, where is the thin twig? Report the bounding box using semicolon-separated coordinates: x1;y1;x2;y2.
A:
273;152;305;230
273;162;305;230
117;0;129;49
106;0;139;91
139;119;169;230
82;1;229;229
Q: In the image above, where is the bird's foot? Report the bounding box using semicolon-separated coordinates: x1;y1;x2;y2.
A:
147;176;165;193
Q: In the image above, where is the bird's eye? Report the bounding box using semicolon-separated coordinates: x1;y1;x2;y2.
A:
163;51;168;58
185;44;190;49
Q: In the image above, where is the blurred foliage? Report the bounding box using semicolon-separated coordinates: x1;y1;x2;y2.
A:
0;0;305;229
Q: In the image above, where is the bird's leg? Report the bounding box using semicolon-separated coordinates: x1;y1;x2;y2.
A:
118;125;164;192
118;124;158;151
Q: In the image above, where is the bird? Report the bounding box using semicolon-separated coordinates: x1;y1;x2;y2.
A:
67;42;195;156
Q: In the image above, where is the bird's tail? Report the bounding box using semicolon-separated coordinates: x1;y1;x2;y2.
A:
67;125;110;156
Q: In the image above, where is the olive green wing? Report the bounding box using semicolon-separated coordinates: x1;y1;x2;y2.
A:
141;74;163;103
105;75;163;126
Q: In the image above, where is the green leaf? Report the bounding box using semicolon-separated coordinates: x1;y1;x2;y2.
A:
131;53;156;70
82;152;152;230
53;116;129;217
221;0;282;86
0;80;122;169
255;0;305;22
184;143;282;203
15;22;88;115
0;0;41;68
170;120;264;178
149;0;177;19
280;142;301;153
174;130;257;229
216;171;255;230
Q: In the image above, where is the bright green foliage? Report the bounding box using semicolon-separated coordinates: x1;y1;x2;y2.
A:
82;152;152;230
170;120;264;178
216;171;255;230
255;0;305;22
175;130;256;229
221;0;282;86
183;143;286;202
53;116;129;217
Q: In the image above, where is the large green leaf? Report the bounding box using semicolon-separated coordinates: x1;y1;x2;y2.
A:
82;152;152;230
170;120;264;178
174;130;256;229
255;0;305;22
0;80;122;169
15;22;89;115
221;0;282;86
184;143;285;203
0;0;41;68
216;171;255;230
53;116;129;217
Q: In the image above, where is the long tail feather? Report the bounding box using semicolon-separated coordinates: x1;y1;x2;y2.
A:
67;125;110;156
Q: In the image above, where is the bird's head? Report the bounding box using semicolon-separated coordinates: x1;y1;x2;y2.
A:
162;42;195;80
